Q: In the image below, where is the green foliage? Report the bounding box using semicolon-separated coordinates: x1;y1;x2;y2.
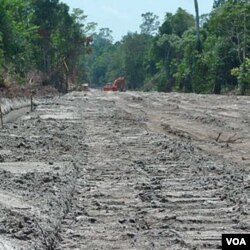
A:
160;8;194;37
0;0;249;95
231;58;250;94
0;32;4;66
140;12;160;36
86;29;117;86
208;1;250;63
142;1;249;94
213;0;246;8
0;0;93;90
121;32;151;89
0;0;39;82
146;8;194;92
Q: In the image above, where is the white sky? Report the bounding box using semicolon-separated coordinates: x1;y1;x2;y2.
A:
61;0;214;41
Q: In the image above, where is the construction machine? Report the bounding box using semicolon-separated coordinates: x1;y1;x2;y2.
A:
103;77;126;92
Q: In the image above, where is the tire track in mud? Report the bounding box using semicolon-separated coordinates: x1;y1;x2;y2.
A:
58;92;249;250
0;91;249;250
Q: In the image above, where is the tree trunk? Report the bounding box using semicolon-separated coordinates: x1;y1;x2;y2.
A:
194;0;202;51
243;9;246;61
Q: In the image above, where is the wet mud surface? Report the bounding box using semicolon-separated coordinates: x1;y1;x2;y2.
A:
0;91;249;249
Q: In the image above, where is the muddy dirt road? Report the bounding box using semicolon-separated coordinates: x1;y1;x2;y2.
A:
0;91;249;249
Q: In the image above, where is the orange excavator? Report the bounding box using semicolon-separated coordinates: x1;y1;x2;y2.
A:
103;77;127;92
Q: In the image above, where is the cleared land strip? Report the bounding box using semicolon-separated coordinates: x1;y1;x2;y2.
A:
58;92;250;249
0;91;249;250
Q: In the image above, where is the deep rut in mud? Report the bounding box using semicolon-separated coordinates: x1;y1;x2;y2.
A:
0;91;249;250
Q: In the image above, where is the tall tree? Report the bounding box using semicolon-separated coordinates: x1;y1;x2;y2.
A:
86;28;116;86
0;0;94;91
149;8;194;92
140;12;160;36
121;32;150;89
208;0;250;94
194;0;202;51
213;0;226;8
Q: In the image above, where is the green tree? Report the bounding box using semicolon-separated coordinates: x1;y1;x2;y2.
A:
147;8;194;92
213;0;244;8
171;8;194;36
0;0;38;80
213;0;227;8
0;0;93;91
140;12;160;36
121;32;150;89
207;0;250;93
86;28;116;86
194;0;202;51
232;58;250;94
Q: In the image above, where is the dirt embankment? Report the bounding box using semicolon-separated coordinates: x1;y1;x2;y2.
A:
0;97;30;114
0;90;249;250
0;85;59;124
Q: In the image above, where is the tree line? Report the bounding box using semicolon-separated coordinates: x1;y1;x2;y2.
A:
87;0;250;95
0;0;94;92
0;0;249;94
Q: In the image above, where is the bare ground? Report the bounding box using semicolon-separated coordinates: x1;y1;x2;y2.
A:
0;90;249;250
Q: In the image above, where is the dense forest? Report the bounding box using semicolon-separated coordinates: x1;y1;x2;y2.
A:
0;0;94;92
0;0;249;94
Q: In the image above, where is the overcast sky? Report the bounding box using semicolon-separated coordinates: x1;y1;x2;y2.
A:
61;0;214;41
